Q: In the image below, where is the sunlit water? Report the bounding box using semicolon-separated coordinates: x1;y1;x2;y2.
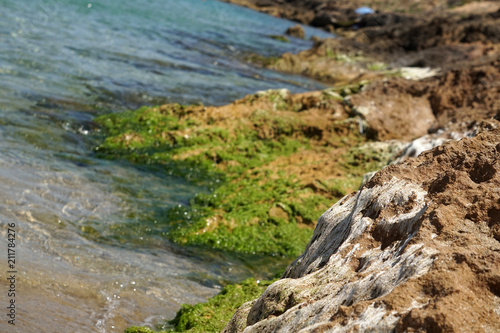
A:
0;0;332;331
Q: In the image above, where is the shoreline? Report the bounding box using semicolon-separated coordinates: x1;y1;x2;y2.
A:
95;1;500;331
95;84;398;333
235;0;500;87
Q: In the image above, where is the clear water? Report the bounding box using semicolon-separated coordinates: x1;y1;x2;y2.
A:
0;0;332;332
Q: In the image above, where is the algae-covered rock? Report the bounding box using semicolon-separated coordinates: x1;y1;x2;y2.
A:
169;278;275;333
268;34;290;43
94;89;386;258
285;25;305;39
224;121;500;332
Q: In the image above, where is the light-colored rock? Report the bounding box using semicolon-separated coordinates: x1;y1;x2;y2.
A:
391;128;473;164
399;67;440;80
227;178;434;332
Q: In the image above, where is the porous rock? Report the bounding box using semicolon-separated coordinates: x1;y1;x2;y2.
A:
223;121;500;332
349;79;435;141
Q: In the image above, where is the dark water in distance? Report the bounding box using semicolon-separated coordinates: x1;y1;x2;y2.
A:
0;0;332;331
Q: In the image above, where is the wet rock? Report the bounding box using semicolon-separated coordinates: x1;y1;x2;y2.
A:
269;34;290;42
223;121;500;332
271;52;306;74
285;25;305;39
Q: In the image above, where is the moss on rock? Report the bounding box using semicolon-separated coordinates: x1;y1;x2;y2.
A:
169;278;276;332
92;89;403;333
94;89;394;258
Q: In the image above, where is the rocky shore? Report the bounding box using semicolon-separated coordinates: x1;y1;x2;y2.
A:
223;122;500;332
98;1;499;332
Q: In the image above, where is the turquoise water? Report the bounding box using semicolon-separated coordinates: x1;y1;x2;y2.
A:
0;0;332;332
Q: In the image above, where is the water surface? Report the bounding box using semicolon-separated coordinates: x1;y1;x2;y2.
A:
0;0;332;331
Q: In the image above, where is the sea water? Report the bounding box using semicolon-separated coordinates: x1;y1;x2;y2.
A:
0;0;332;331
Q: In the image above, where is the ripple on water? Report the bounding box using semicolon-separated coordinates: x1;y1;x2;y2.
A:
0;0;335;331
0;150;221;332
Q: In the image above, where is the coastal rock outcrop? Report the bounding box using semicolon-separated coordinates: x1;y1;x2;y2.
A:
221;0;453;31
345;54;500;141
223;121;500;332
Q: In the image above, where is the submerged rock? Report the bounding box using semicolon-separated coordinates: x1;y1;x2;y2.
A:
285;25;305;39
223;121;500;332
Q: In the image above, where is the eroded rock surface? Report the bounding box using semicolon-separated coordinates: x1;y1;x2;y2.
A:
349;79;435;141
223;121;500;332
346;55;500;141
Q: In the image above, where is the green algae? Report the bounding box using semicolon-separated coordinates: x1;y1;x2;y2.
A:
94;89;389;258
244;54;280;67
323;80;370;99
268;35;290;43
126;327;157;333
343;143;399;173
93;90;401;333
125;278;277;333
169;278;275;332
94;101;317;256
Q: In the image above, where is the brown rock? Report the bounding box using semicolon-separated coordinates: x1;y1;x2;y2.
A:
285;24;305;39
223;121;500;332
429;64;500;130
268;205;289;221
310;11;336;27
349;79;435;141
353;8;500;64
255;0;274;7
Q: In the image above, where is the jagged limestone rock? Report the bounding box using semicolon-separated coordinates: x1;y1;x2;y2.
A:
224;121;500;332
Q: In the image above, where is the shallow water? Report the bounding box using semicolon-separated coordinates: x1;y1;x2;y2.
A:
0;0;332;331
